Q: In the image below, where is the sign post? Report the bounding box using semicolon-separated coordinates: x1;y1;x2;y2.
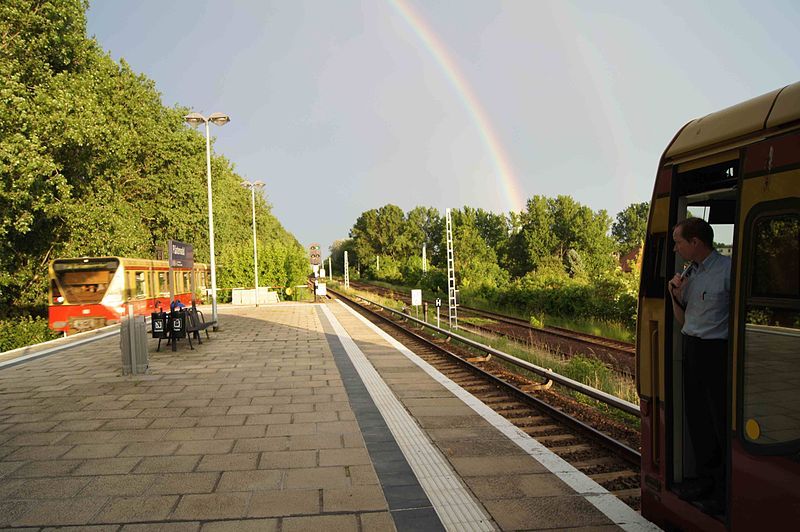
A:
167;240;194;308
435;298;441;328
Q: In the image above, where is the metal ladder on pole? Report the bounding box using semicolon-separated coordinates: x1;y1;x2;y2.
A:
344;251;350;289
445;208;458;329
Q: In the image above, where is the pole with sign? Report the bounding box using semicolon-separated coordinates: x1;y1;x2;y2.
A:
168;239;194;309
435;298;441;328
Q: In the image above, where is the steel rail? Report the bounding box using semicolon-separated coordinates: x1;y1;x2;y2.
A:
330;288;641;465
342;290;641;418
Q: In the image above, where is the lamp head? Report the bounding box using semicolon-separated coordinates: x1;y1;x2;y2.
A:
184;112;206;127
208;112;230;126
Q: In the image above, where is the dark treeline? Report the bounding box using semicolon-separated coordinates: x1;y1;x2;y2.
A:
332;199;649;331
0;1;308;336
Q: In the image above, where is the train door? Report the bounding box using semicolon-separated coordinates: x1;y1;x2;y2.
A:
729;167;800;526
667;158;738;520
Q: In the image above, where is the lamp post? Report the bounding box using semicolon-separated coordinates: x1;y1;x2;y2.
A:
241;181;265;306
184;111;230;329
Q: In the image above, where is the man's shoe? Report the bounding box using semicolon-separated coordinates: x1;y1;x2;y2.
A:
676;478;714;501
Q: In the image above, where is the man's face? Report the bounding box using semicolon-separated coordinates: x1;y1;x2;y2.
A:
673;227;697;261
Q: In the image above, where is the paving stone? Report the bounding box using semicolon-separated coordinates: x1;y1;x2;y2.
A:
359;511;397;532
91;495;178;524
146;472;219;495
232;436;289;453
196;453;257;472
281;514;358;532
11;459;82;478
133;455;200;474
79;474;156;497
216;469;282;491
4;476;90;498
448;455;547;476
12;497;108;526
246;489;320;518
257;450;317;470
62;443;126;460
59;431;119;444
483;496;615;530
464;473;575;500
121;523;200;532
175;439;233;455
119;441;181;457
163;427;218;441
286;434;343;451
0;499;31;527
6;432;70;446
322;486;388;512
214;425;266;440
110;429;170;442
284;467;351;489
319;448;371;467
72;457;141;476
171;493;250;520
5;444;72;461
201;518;278;532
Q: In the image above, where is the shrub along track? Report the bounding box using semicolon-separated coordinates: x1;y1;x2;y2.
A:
345;280;635;375
327;288;642;511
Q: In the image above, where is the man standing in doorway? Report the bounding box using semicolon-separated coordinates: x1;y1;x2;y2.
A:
668;217;731;516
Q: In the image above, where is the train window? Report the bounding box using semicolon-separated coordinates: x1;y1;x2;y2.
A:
641;233;666;298
182;272;191;291
741;212;800;449
135;271;146;297
157;272;168;295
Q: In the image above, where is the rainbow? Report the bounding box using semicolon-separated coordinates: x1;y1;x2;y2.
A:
388;0;526;213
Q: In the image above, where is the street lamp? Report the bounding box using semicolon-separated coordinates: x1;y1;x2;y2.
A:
241;180;265;306
184;111;230;329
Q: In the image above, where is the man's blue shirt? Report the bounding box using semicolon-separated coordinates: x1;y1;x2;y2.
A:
681;250;731;340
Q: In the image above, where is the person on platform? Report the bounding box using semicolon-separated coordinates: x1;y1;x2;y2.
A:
668;217;731;516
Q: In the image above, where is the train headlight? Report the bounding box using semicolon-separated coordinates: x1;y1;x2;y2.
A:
55;296;64;304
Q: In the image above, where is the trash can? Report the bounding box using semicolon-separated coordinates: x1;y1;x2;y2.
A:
121;306;148;375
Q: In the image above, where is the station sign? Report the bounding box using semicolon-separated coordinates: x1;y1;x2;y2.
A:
435;298;441;308
411;289;422;307
168;240;194;268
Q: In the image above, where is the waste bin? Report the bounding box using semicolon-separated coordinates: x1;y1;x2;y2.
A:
121;306;148;375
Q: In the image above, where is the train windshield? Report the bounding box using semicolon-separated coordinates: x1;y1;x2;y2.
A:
52;258;119;304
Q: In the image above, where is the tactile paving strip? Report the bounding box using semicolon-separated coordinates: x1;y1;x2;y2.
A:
319;305;497;532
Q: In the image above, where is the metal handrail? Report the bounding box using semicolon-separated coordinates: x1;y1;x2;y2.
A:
348;292;641;417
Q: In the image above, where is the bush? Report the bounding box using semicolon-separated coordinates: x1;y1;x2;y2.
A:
0;316;60;352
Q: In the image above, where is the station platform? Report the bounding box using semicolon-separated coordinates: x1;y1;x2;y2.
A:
0;301;657;531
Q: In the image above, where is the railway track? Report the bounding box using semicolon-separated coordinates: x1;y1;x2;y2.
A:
345;280;635;375
328;287;642;511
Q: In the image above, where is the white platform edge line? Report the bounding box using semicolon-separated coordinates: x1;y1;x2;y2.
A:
321;305;496;532
335;299;660;532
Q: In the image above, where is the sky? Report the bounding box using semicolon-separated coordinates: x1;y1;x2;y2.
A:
86;0;799;255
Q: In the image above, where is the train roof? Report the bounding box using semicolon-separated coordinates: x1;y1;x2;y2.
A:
51;257;208;268
665;81;800;160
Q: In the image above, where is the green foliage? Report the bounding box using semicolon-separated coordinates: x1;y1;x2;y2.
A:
612;201;650;253
0;316;59;352
0;0;308;331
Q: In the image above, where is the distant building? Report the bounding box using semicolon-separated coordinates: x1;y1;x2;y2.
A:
717;245;733;257
619;245;643;273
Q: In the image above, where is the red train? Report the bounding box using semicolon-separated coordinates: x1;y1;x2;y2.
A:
48;256;210;334
637;82;800;529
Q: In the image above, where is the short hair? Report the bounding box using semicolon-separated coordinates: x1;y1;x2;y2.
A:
675;217;714;248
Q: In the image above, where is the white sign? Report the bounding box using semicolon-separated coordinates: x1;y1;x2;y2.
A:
316;283;327;296
435;298;441;308
411;289;422;306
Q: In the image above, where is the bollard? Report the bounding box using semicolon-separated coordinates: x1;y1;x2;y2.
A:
121;305;148;375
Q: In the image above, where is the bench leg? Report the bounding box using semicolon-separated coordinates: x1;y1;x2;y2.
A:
187;333;194;350
157;337;162;352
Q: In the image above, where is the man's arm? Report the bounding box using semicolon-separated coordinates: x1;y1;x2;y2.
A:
669;274;686;325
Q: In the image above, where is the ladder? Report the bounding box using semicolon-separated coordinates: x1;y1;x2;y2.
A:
344;251;350;289
445;208;458;329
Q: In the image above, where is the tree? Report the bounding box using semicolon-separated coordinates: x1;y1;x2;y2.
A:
0;0;308;317
612;202;650;254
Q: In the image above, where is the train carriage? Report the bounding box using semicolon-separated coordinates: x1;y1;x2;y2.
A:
638;82;800;530
48;256;210;334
